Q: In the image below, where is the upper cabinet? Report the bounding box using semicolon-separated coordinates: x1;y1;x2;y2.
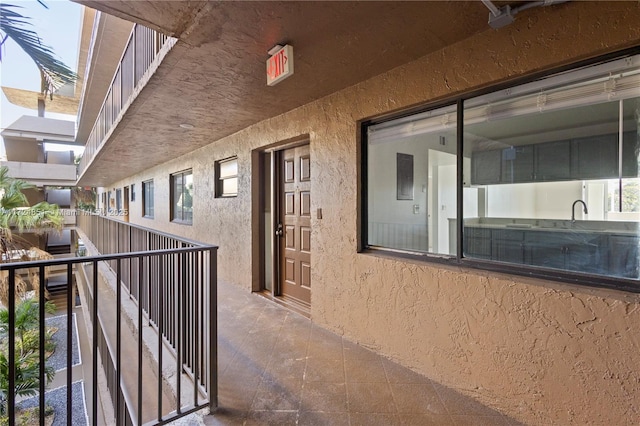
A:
470;131;639;185
571;134;618;179
535;139;572;181
501;145;534;183
471;149;501;185
623;131;639;178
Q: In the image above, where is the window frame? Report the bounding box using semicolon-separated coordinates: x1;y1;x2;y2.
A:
142;179;154;218
360;48;640;294
215;156;238;198
170;169;193;224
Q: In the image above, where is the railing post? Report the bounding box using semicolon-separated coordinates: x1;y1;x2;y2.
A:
38;266;46;426
208;247;218;412
7;269;16;424
92;260;99;426
66;262;73;426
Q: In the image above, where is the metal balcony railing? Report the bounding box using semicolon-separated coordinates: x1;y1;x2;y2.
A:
1;213;217;425
77;24;175;178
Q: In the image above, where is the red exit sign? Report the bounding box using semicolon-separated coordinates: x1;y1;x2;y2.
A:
266;45;294;86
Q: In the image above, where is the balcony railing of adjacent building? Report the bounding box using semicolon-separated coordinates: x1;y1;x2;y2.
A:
77;23;176;179
1;213;217;425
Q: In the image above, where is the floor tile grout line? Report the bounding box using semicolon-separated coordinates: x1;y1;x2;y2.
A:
341;334;353;426
246;305;291;416
296;312;314;425
380;357;401;418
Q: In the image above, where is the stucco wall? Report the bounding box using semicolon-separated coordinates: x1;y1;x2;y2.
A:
106;2;640;424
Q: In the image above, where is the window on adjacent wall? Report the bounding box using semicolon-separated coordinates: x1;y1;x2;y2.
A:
364;53;640;291
142;180;154;218
131;184;135;201
215;157;238;197
171;170;193;224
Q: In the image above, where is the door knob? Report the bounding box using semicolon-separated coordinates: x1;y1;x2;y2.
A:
275;224;283;237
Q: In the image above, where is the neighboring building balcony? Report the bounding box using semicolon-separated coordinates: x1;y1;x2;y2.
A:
77;23;176;182
0;161;77;187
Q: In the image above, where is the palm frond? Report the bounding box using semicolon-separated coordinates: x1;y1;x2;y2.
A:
0;3;77;93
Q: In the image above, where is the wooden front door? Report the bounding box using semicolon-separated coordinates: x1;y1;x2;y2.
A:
277;144;311;305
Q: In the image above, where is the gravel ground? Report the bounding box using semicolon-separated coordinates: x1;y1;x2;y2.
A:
46;314;80;371
18;381;87;426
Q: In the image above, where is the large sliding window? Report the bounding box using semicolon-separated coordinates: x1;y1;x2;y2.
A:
364;53;640;289
171;170;193;224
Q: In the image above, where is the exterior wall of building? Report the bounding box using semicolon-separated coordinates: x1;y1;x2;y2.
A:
104;3;640;424
3;138;43;163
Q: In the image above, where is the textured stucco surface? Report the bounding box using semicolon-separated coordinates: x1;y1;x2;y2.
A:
102;3;640;424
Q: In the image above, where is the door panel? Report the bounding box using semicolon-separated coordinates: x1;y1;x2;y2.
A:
278;144;311;304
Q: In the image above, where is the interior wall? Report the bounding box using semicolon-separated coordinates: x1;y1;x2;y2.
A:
102;2;640;424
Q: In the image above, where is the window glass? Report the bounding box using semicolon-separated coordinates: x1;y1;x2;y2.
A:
115;188;122;213
367;103;457;255
364;54;640;287
216;157;238;197
462;63;640;279
143;180;154;218
171;170;193;223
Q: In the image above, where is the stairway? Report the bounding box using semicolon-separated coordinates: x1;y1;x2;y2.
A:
46;275;71;311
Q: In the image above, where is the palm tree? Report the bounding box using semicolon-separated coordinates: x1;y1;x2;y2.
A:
0;298;56;357
0;298;56;416
0;166;63;304
0;2;77;96
0;166;63;257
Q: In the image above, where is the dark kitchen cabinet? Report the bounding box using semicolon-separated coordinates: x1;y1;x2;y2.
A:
534;140;571;181
526;231;567;270
491;229;525;264
608;235;640;279
463;227;492;259
622;131;639;178
526;231;604;274
501;145;535;183
471;149;502;185
464;226;620;276
571;134;618;179
563;234;605;274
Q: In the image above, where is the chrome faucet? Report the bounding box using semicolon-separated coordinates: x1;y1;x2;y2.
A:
571;199;588;222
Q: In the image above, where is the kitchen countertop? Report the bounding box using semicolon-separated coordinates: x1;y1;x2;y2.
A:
459;218;640;236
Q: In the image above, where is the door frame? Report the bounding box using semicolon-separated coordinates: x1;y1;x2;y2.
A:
251;137;311;314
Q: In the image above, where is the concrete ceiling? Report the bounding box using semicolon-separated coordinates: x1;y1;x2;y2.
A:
74;1;496;186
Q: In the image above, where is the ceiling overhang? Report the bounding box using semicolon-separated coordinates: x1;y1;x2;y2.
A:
71;1;509;186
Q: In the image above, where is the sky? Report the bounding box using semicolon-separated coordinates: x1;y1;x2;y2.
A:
0;0;83;157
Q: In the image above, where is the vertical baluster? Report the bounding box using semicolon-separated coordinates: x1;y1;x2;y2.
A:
38;265;46;426
92;261;98;426
67;262;73;426
157;253;164;422
138;256;143;426
116;259;122;425
7;268;15;424
193;251;199;407
209;248;218;410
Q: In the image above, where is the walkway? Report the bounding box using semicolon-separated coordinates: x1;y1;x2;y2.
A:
202;283;520;426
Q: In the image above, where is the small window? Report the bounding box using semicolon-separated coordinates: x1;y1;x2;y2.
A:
215;157;238;197
131;183;135;201
115;188;122;212
142;180;154;218
171;170;193;224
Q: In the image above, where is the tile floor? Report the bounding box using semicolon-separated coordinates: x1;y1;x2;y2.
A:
202;283;520;426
